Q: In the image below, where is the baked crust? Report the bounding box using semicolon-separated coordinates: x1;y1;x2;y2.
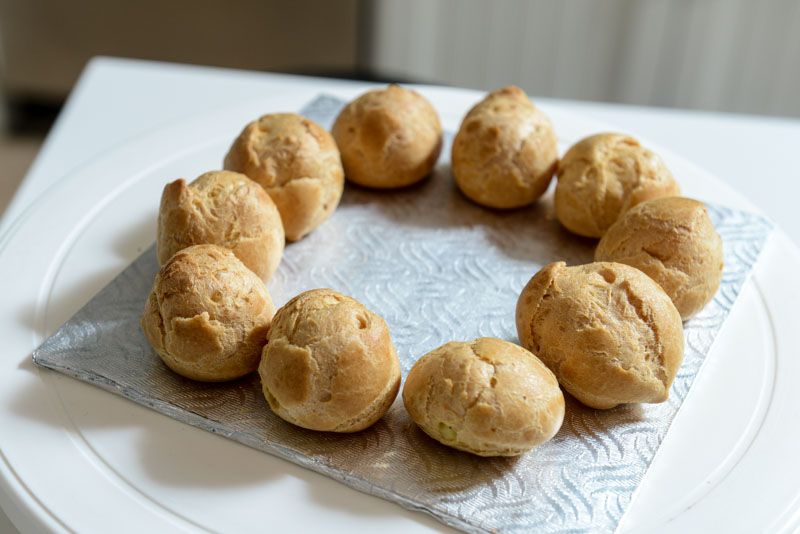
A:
451;86;558;209
403;337;564;457
156;170;284;282
259;288;401;432
516;261;684;409
555;133;680;237
141;244;275;382
595;196;723;319
224;113;344;241
332;84;443;189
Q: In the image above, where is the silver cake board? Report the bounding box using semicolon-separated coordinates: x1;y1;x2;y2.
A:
33;95;774;533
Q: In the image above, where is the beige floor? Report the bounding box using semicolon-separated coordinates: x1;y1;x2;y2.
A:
0;136;42;218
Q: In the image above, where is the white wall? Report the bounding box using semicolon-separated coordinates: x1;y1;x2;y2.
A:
368;0;800;117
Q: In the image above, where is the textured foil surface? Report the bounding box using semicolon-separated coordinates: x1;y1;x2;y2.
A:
33;96;774;533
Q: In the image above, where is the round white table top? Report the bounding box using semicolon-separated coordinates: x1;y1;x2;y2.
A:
1;57;799;534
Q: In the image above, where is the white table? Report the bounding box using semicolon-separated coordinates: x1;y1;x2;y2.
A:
2;57;799;533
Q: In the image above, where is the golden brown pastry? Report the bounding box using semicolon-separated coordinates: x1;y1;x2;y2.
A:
403;337;564;457
331;84;442;189
451;86;558;209
555;133;680;237
223;113;344;241
156;171;284;282
516;261;684;409
141;245;275;382
595;197;723;320
259;288;401;432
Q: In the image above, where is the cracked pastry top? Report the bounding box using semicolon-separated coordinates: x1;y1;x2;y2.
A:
595;196;724;320
516;261;684;409
157;170;284;282
141;244;275;382
402;337;564;457
451;85;558;209
224;113;344;241
332;84;443;189
555;133;680;238
259;288;401;433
